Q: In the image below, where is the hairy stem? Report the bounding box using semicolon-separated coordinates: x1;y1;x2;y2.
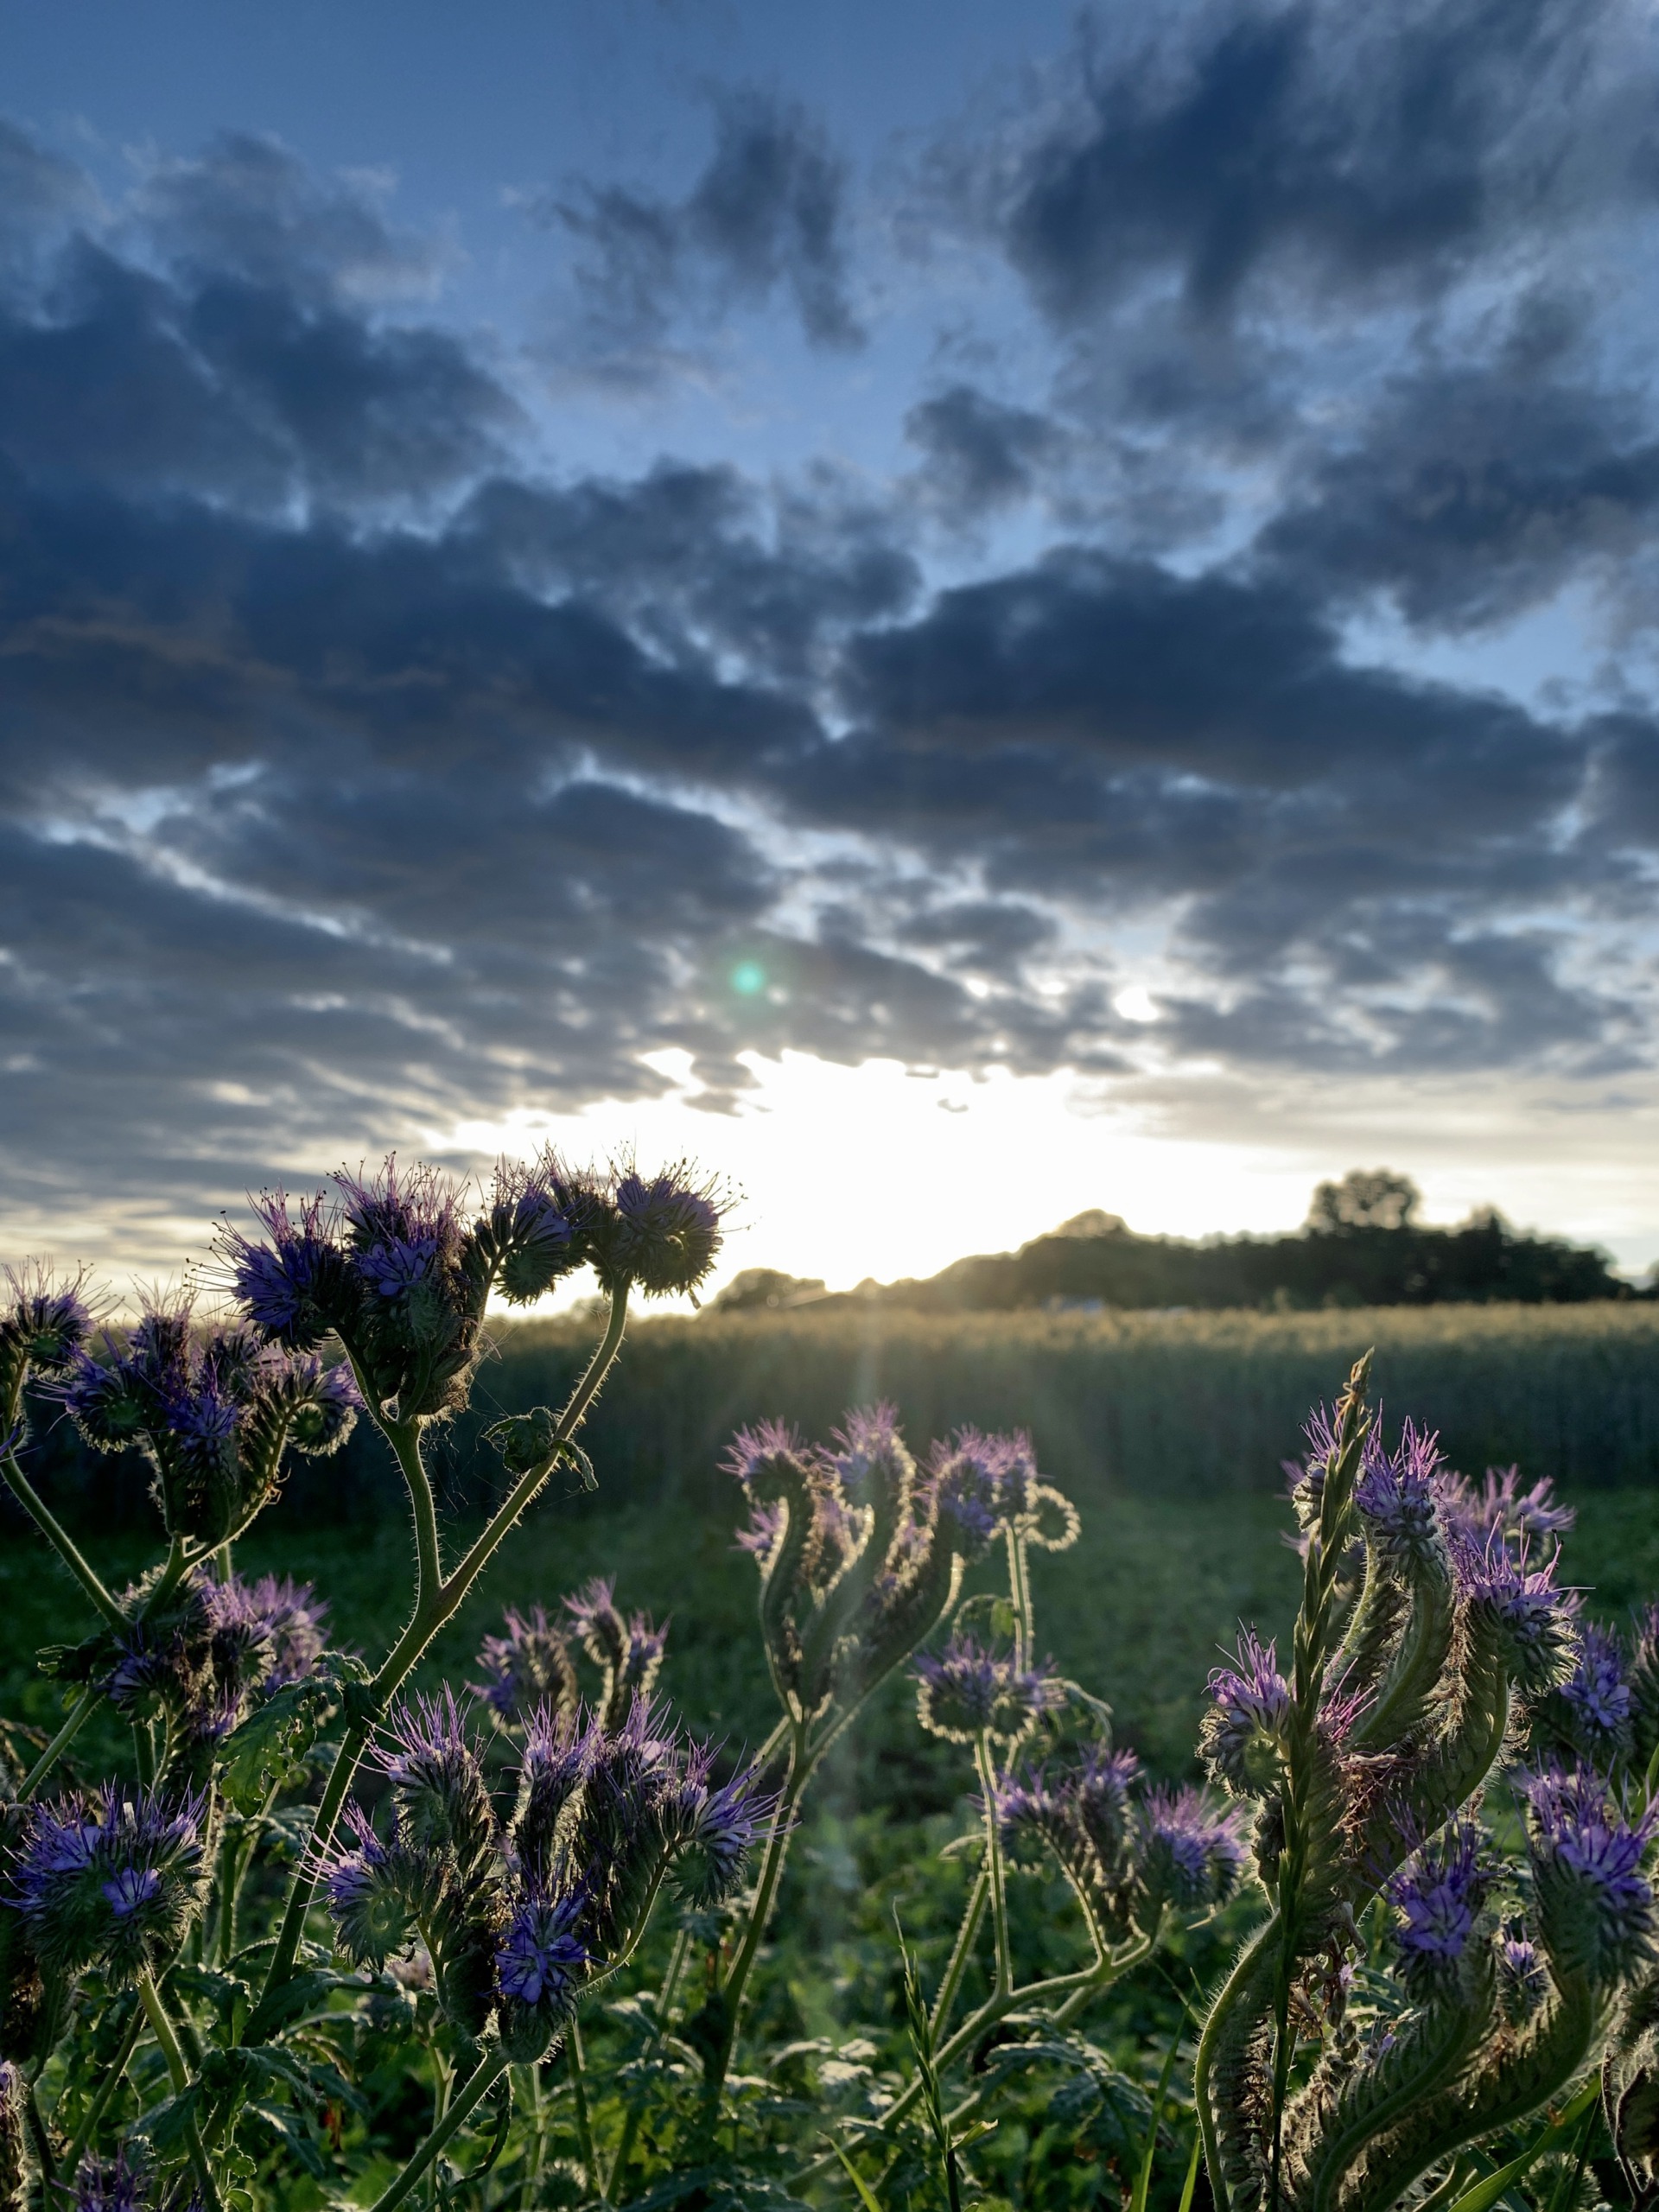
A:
63;1998;146;2171
138;1972;222;2212
19;1685;98;1801
702;1730;807;2117
931;1866;988;2040
368;2045;512;2212
975;1735;1014;1996
0;1450;124;1629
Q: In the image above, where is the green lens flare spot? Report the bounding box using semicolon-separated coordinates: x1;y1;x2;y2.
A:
730;961;766;996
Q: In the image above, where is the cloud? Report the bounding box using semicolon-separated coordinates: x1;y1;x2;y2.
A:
904;384;1065;519
982;0;1653;326
543;86;862;378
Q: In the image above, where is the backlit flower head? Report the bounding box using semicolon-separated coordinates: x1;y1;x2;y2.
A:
913;1635;1062;1745
373;1688;496;1872
473;1159;576;1305
0;1262;95;1403
599;1160;728;1300
495;1891;588;2037
217;1191;354;1352
1354;1418;1445;1565
1388;1822;1491;1997
1438;1465;1574;1554
1200;1630;1294;1797
1521;1761;1658;1981
1454;1533;1579;1694
1139;1786;1249;1912
473;1605;578;1727
17;1783;208;1986
665;1753;777;1907
318;1803;419;1970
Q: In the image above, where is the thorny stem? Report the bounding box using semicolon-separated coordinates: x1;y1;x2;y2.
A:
0;1449;124;1630
138;1971;223;2212
143;1534;193;1619
513;2061;546;2212
19;1684;97;1800
253;1286;630;2019
367;2045;512;2212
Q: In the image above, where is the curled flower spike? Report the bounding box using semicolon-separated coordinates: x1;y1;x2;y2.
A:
318;1807;421;1970
17;1784;209;1986
1354;1418;1445;1565
912;1635;1062;1745
1521;1761;1658;1982
471;1159;576;1305
1453;1533;1579;1694
59;1304;361;1545
926;1435;1001;1557
472;1605;578;1727
372;1688;497;1877
1199;1630;1294;1797
1388;1822;1491;1997
1438;1464;1575;1554
598;1160;728;1300
1139;1786;1249;1912
216;1191;355;1352
0;1262;95;1408
1497;1929;1545;2022
665;1751;777;1907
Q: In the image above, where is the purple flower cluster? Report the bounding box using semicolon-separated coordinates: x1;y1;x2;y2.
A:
1452;1535;1579;1694
1138;1786;1250;1911
495;1890;588;2044
1558;1622;1633;1756
1438;1465;1575;1553
1199;1631;1294;1797
70;2156;148;2212
927;1428;1078;1560
912;1635;1063;1745
1388;1823;1491;1994
16;1783;208;1985
1521;1763;1658;1980
60;1300;360;1545
0;1262;95;1409
601;1162;728;1302
1353;1419;1445;1564
472;1604;579;1727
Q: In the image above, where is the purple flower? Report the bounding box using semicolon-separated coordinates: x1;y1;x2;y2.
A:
1389;1824;1490;1992
734;1497;786;1560
913;1635;1062;1745
1354;1419;1444;1561
1454;1534;1578;1693
18;1783;208;1984
0;1262;94;1380
603;1161;727;1300
233;1573;330;1689
829;1403;908;1498
496;1891;588;2010
926;1435;1001;1555
1522;1762;1658;1980
217;1189;354;1351
1439;1465;1575;1553
472;1605;578;1726
336;1157;463;1273
317;1804;419;1969
1139;1786;1249;1910
71;2155;148;2212
1560;1623;1632;1746
666;1753;776;1907
1498;1930;1545;2020
725;1420;816;1492
477;1160;576;1305
373;1688;496;1866
1199;1630;1294;1797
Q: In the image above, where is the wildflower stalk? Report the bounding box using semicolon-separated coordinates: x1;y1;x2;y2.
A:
18;1684;97;1800
1264;1352;1373;2210
138;1971;223;2212
254;1284;629;2022
62;1999;146;2171
367;2044;512;2212
974;1733;1014;1994
568;2017;601;2199
930;1869;988;2038
0;1446;124;1630
700;1731;807;2115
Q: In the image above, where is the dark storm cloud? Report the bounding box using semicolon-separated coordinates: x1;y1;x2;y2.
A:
543;87;861;377
0;70;1655;1246
982;0;1652;325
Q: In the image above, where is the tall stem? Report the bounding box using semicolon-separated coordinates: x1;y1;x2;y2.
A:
367;2046;512;2212
1;1450;124;1629
974;1736;1014;1996
19;1686;97;1801
63;1999;146;2171
255;1287;631;2020
568;2018;601;2200
701;1731;806;2118
137;1972;223;2212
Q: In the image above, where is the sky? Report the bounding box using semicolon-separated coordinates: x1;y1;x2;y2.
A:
3;0;1659;1302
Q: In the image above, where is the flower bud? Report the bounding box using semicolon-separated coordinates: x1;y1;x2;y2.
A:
1522;1762;1657;1985
320;1806;422;1970
1199;1631;1294;1797
374;1690;497;1884
473;1605;579;1730
471;1160;577;1306
1387;1823;1491;2001
1137;1787;1248;1915
912;1636;1062;1745
664;1753;775;1908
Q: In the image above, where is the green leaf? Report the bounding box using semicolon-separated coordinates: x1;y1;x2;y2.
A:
1440;2078;1600;2212
828;2138;885;2212
1176;2131;1202;2212
1131;2017;1187;2212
